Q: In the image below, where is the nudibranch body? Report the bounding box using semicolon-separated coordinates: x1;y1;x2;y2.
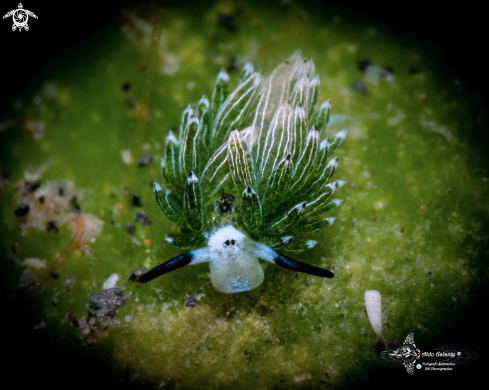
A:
140;51;346;293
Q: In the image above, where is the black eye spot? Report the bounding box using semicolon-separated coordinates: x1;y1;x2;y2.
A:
230;239;235;245
225;240;230;246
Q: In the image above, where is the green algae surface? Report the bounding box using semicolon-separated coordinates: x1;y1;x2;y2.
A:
1;1;487;389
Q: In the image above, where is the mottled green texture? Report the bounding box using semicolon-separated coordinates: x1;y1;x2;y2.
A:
0;0;488;389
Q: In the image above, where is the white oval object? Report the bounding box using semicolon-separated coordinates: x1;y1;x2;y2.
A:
364;290;383;337
103;273;119;290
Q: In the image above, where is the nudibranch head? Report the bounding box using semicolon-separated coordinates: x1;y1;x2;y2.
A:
141;51;346;293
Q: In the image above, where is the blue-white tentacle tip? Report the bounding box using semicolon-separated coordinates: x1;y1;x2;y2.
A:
217;68;230;84
153;181;162;194
187;171;199;182
333;129;347;145
306;240;317;249
166;129;179;144
327;156;339;168
326;217;337;226
331;199;343;208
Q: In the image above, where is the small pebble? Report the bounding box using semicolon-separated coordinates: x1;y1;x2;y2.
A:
103;273;119;290
86;338;97;347
134;211;151;226
420;205;427;211
352;80;368;95
218;14;237;31
138;153;153;166
132;193;143;207
25;181;41;192
67;312;79;327
15;268;37;292
79;245;94;257
185;296;197;307
46;220;59;233
228;57;239;72
33;321;46;330
14;203;30;217
128;268;148;282
358;59;370;71
71;196;81;214
25;120;44;139
121;150;132;165
63;275;76;292
21;258;46;269
86;287;129;318
124;222;136;236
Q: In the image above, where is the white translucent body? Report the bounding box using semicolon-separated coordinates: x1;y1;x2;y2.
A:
193;225;274;293
208;226;263;293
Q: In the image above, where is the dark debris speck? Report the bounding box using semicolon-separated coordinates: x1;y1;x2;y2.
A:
387;338;400;349
427;271;432;277
25;181;41;192
68;312;79;327
14;202;30;217
215;193;235;215
374;336;386;354
124;222;136;236
409;66;420;74
352;80;368;95
71;196;81;214
218;14;237;31
122;82;130;91
46;220;59;233
86;287;129;318
86;338;97;347
185;296;197;307
132;193;143;207
133;211;151;226
138;153;153;167
228;56;239;72
128;267;148;282
358;59;370;71
58;187;65;196
1;169;9;179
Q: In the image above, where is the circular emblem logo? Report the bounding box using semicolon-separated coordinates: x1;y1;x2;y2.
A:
13;9;27;28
